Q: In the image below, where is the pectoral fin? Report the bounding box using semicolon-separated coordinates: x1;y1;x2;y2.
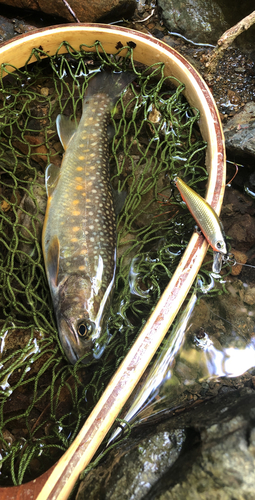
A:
46;235;60;288
45;163;61;197
56;114;77;150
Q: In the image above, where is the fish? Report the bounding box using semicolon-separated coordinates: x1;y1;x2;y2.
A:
42;71;135;364
174;177;227;257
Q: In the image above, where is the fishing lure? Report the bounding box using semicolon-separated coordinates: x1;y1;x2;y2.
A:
174;177;227;272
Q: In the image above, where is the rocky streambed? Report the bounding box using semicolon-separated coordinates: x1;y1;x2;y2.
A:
0;1;255;499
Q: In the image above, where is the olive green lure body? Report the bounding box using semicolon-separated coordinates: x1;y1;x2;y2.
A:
174;177;227;255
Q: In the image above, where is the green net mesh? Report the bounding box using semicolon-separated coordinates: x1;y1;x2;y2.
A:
0;40;208;485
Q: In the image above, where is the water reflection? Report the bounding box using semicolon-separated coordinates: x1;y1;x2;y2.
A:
109;275;255;442
109;286;197;444
186;331;255;379
0;336;41;395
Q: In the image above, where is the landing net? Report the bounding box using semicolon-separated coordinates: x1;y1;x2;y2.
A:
0;40;207;485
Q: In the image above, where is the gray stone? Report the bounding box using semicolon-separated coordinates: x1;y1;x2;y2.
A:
154;416;255;500
0;0;136;24
76;389;255;500
0;14;36;43
223;102;255;158
76;429;186;500
158;0;228;44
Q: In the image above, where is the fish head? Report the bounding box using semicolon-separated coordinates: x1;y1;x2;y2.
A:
55;274;111;364
57;312;96;365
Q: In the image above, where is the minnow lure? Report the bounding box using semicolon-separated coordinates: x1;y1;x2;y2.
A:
42;71;134;364
174;177;227;268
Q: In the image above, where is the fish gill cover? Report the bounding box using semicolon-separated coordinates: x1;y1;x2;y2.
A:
0;40;210;485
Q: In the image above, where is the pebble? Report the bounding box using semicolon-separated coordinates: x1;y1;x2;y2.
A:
230;249;248;276
40;87;49;97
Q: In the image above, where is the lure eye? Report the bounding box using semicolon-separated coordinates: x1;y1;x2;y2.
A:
216;241;224;250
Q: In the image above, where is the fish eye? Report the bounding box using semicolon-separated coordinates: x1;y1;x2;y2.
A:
77;320;94;337
77;322;88;337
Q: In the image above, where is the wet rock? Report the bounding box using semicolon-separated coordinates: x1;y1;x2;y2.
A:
76;429;186;500
226;213;255;252
0;14;36;43
0;0;136;23
223;102;255;159
76;387;255;500
150;414;255;500
158;0;228;44
221;188;255;252
135;388;255;500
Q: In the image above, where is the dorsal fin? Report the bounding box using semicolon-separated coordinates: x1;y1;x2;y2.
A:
46;235;60;288
56;114;77;150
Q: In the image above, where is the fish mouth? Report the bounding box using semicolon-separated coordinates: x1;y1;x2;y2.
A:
57;313;94;365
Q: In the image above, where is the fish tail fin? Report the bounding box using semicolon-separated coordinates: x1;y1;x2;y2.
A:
84;71;135;107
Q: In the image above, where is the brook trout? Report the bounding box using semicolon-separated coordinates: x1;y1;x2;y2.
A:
42;71;134;364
